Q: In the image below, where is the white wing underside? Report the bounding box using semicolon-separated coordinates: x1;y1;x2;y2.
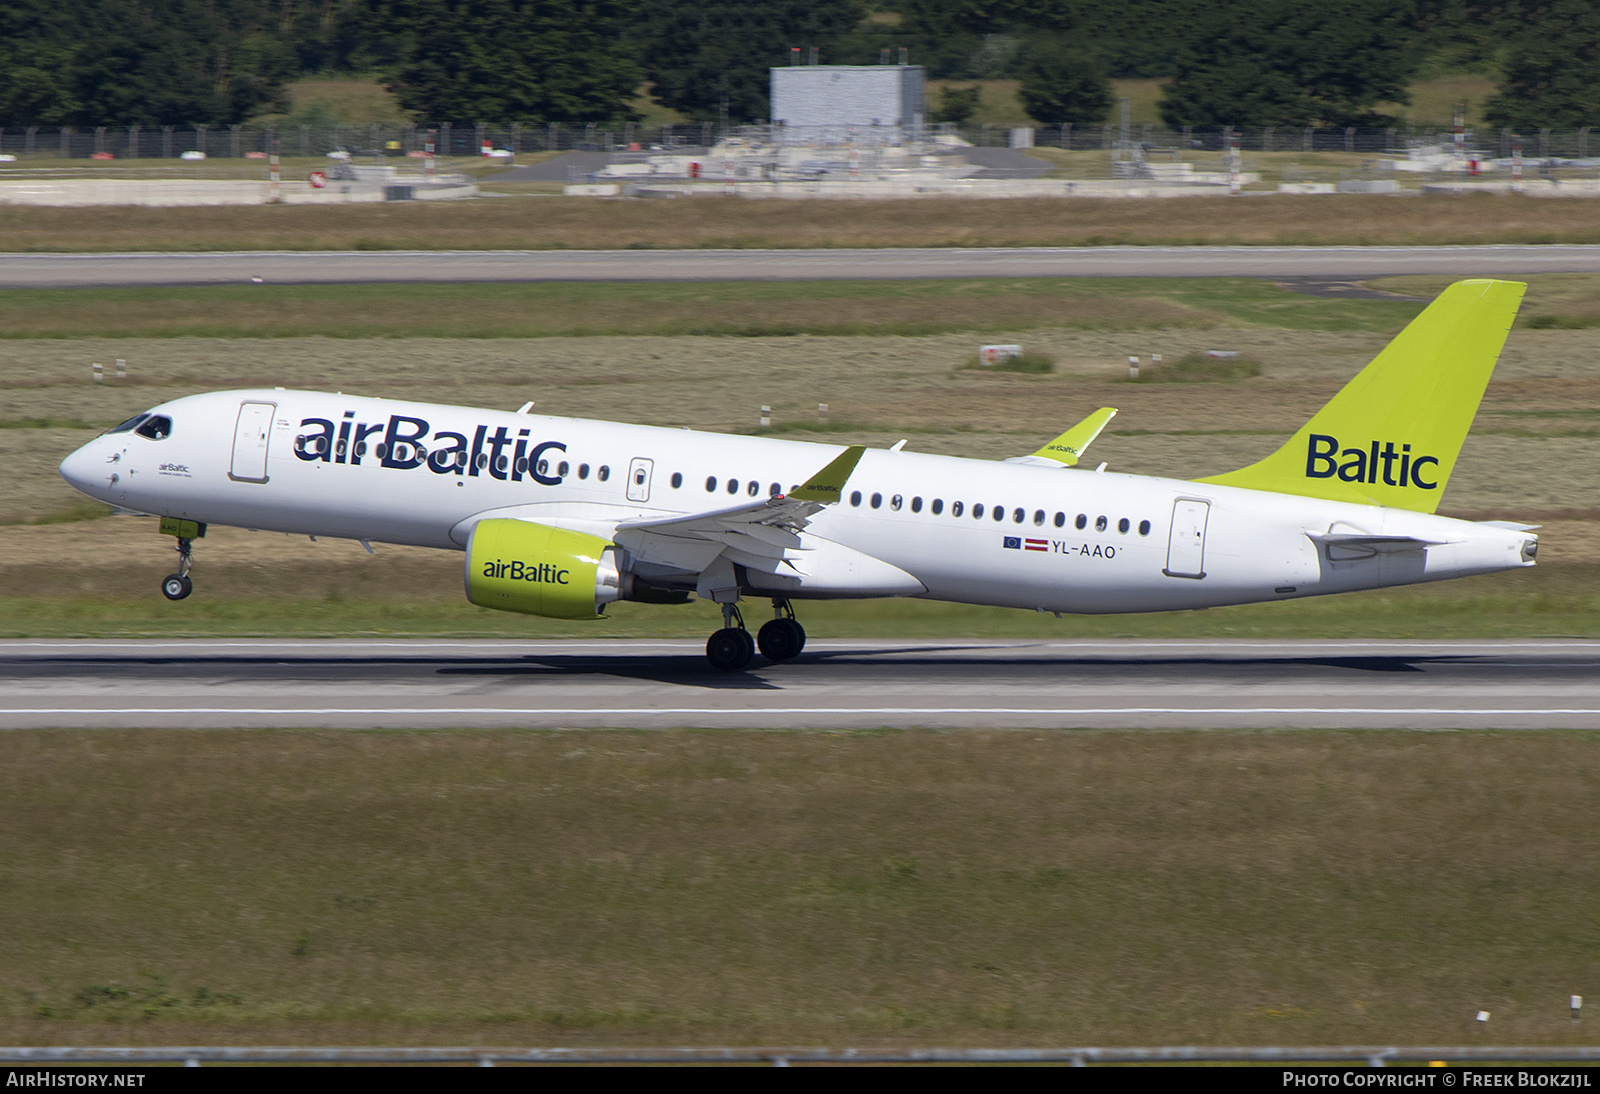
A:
614;496;924;599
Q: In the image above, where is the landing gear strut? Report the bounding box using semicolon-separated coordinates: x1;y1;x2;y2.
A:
756;599;806;663
161;536;194;601
706;602;755;672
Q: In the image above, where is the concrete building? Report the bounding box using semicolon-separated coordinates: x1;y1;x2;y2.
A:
770;64;926;132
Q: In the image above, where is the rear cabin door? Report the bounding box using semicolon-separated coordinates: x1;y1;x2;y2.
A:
1164;498;1210;579
627;457;653;503
229;401;275;483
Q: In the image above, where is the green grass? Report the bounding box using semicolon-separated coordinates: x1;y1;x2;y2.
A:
0;279;1425;340
961;350;1056;374
2;728;1599;1045
2;565;1594;639
1128;352;1264;383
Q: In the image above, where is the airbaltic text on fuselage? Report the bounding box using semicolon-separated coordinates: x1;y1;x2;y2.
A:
293;413;566;485
1304;433;1439;489
484;559;570;584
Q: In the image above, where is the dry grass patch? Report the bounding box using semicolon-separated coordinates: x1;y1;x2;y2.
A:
2;729;1599;1046
6;193;1600;252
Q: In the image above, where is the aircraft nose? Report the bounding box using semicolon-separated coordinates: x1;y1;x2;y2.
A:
59;438;107;496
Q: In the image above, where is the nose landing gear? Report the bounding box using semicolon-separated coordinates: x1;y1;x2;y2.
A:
705;599;806;671
161;536;194;601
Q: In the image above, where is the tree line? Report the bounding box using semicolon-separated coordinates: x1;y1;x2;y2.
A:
1;0;1595;131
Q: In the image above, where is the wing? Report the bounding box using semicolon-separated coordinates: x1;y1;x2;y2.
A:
613;445;893;599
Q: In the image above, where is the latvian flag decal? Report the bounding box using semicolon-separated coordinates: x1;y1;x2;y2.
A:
1004;537;1049;551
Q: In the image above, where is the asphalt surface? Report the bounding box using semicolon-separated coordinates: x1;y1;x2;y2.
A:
5;638;1600;730
10;245;1600;288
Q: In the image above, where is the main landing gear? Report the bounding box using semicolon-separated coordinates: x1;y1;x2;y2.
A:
161;536;194;601
705;599;807;672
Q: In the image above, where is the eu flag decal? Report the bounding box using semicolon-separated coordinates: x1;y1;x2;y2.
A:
1003;536;1022;549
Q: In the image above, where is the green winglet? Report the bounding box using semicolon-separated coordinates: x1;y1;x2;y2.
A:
790;444;866;502
1199;279;1525;513
1032;407;1118;466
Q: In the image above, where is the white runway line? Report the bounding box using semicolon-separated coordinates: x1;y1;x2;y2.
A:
11;707;1600;717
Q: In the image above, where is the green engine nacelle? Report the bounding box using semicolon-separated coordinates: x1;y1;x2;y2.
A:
465;519;627;619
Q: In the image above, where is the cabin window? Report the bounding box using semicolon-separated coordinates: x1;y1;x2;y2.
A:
706;476;717;492
890;494;902;511
994;505;1006;522
1118;517;1130;534
1139;519;1151;536
355;442;369;458
727;479;740;494
931;499;943;515
374;443;388;460
1095;515;1108;532
513;457;527;474
1054;512;1066;528
870;492;883;509
634;467;647;486
1075;513;1087;530
951;501;963;517
769;482;781;497
669;471;681;488
597;465;610;482
910;496;923;513
579;464;591;480
475;453;487;469
972;503;984;518
747;480;759;496
1013;507;1025;524
1033;510;1046;526
850;490;862;507
533;458;545;475
557;461;569;478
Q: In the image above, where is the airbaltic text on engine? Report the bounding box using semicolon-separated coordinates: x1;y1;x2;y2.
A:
484;559;570;585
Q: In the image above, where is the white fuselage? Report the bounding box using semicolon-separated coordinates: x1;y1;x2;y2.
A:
59;389;1536;614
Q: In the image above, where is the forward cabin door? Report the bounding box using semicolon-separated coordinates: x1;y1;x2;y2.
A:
229;401;275;483
627;457;653;503
1164;498;1210;579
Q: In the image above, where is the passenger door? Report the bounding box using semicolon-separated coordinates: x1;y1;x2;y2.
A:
1164;498;1209;579
229;401;275;483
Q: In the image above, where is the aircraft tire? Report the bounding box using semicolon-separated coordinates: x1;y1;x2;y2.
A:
706;627;755;672
161;574;193;601
757;618;805;662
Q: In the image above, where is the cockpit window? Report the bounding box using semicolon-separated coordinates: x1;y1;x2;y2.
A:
105;413;151;435
134;415;173;440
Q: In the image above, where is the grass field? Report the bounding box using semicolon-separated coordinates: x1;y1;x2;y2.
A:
6;192;1600;252
0;277;1424;340
2;728;1597;1046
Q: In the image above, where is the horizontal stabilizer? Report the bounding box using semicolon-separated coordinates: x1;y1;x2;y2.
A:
1306;530;1452;561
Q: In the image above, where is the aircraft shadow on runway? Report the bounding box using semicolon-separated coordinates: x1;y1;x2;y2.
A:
3;651;1564;690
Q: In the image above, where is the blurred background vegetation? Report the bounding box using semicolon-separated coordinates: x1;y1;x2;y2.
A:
0;1;1593;133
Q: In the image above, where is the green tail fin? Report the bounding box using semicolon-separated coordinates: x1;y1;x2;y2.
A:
1198;278;1525;513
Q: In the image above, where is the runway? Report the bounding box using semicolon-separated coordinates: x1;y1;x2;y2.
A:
4;638;1600;730
9;245;1600;288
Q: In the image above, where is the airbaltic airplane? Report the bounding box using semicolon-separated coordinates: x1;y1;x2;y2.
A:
59;279;1537;671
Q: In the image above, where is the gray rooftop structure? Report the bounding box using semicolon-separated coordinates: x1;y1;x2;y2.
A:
770;65;926;132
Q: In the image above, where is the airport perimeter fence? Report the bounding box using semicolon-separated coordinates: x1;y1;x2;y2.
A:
4;122;1599;161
